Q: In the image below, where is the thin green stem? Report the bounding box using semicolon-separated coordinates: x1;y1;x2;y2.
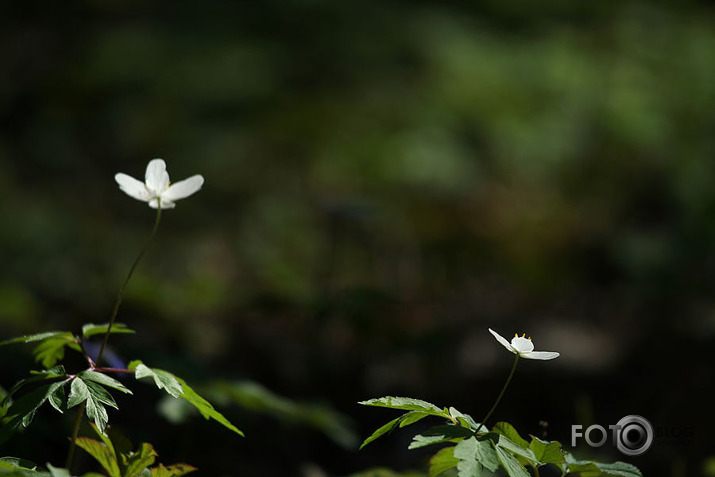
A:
97;206;162;364
476;354;520;434
66;205;162;471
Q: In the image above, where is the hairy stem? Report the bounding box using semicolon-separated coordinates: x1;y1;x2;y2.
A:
66;205;162;471
476;354;520;434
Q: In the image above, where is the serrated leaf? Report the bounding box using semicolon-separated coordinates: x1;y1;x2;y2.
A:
495;446;530;477
129;362;182;398
123;442;157;477
81;323;135;340
409;424;474;449
565;456;642;477
149;463;197;477
0;380;70;444
594;461;643;477
78;370;133;395
360;411;431;449
492;422;529;447
32;334;82;369
453;438;482;477
85;380;118;410
67;377;110;434
528;436;564;465
360;415;404;449
358;397;447;417
3;367;67;406
48;383;66;413
454;436;499;473
492;433;538;465
428;446;459;477
75;437;121;477
174;377;244;437
0;331;70;346
449;408;480;431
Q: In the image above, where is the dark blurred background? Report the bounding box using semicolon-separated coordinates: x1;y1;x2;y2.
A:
1;1;714;476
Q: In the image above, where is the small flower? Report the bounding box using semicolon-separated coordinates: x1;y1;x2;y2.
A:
115;158;204;209
488;328;559;360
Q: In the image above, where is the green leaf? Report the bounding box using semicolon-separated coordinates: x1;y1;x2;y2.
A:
32;333;82;369
449;408;480;431
495;446;530;477
594;461;643;477
491;422;529;448
428;446;459;477
564;455;642;477
0;332;70;346
45;465;71;477
0;458;38;471
360;411;430;449
528;436;564;465
67;377;110;434
129;361;182;398
360;416;404;450
491;433;538;465
78;371;133;395
149;464;197;477
454;436;499;473
174;377;244;437
359;397;448;417
0;380;70;444
453;438;483;477
75;437;121;477
3;367;67;406
409;424;474;449
81;323;135;340
123;443;157;477
205;380;356;448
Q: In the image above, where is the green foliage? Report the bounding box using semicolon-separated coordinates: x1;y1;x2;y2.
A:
0;332;82;369
75;424;197;477
81;324;135;340
192;380;356;447
359;397;642;477
129;361;243;437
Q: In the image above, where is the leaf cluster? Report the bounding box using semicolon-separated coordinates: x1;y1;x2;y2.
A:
0;326;243;447
359;397;642;477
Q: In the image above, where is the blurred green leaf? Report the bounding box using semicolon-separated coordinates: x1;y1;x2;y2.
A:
428;446;459;477
81;323;135;340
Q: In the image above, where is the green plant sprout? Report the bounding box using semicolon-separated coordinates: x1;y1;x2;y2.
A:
0;159;240;476
358;329;643;477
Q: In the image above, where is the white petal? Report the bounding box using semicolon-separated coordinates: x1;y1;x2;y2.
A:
115;173;151;202
489;328;516;354
511;336;534;353
162;174;204;202
149;198;176;209
145;159;170;193
521;351;560;360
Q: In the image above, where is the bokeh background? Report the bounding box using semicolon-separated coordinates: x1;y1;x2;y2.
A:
1;1;714;476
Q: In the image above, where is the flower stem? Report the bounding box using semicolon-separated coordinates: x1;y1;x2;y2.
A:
96;206;162;364
66;206;162;471
476;354;520;434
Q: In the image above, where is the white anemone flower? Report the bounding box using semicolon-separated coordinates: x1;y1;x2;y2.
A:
488;328;559;360
115;158;204;209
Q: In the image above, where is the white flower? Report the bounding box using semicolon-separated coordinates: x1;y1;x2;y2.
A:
115;158;204;209
488;328;559;360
